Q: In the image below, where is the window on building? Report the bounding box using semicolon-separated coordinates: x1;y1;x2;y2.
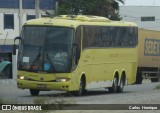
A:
4;14;14;29
41;14;49;17
141;16;155;21
27;15;35;20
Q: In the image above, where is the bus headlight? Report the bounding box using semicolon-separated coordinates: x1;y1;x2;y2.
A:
20;76;25;80
56;78;70;82
18;75;28;80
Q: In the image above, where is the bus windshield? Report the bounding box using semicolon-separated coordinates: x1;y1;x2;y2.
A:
18;26;73;73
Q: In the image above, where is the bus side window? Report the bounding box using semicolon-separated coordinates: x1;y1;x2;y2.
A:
72;26;81;68
83;26;90;49
130;27;138;46
75;26;81;49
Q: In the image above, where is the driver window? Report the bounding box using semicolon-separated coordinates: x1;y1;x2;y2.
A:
72;26;81;68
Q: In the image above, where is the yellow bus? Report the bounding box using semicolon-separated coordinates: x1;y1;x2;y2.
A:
15;15;138;96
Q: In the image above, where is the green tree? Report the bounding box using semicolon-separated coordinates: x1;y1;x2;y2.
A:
58;0;124;20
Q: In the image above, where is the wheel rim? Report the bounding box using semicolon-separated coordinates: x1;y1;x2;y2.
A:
120;79;124;90
79;79;83;95
113;78;118;92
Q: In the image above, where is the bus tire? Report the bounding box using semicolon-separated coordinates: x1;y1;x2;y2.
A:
136;72;142;84
108;77;118;93
75;77;85;96
117;75;125;93
30;89;39;96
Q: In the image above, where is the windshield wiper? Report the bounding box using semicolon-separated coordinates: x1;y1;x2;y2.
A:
29;47;42;71
46;53;55;73
29;53;41;71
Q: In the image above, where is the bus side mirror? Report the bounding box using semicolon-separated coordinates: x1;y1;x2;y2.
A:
12;36;22;55
12;44;17;55
14;36;22;43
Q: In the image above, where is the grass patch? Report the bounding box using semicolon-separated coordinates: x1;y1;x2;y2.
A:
33;97;76;110
33;98;47;104
155;85;160;90
0;97;4;104
0;96;77;112
0;97;18;104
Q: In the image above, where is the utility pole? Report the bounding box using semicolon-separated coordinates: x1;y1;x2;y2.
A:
19;0;23;35
35;0;40;18
55;0;59;15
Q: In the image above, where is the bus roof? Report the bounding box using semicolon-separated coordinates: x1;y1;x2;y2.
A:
24;15;138;28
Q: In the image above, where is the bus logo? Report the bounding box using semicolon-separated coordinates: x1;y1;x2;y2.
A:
2;105;11;110
144;38;160;56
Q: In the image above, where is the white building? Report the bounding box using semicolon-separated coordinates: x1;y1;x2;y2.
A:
0;8;47;40
119;6;160;31
0;0;55;40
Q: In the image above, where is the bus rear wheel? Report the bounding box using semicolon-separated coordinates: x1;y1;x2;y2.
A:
108;77;118;93
136;72;142;84
30;89;40;96
117;76;125;93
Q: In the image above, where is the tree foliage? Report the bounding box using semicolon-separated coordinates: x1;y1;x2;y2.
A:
58;0;124;20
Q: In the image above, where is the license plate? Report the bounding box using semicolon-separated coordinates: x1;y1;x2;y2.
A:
37;84;46;88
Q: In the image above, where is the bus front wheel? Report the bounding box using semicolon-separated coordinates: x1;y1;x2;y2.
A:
75;77;85;96
30;89;40;96
108;77;118;93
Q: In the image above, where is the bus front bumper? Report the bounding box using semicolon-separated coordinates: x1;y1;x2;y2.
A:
17;79;71;91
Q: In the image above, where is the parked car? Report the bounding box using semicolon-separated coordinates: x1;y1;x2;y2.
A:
0;61;12;79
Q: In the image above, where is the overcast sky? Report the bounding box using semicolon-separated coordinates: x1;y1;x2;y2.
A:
119;0;160;6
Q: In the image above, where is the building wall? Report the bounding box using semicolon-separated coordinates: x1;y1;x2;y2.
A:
120;6;160;31
0;10;19;39
0;8;49;40
0;0;55;40
0;0;55;10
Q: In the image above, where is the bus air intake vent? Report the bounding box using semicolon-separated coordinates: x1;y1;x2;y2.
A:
54;15;111;22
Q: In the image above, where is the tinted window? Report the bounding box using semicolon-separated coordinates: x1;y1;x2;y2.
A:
27;15;35;20
19;26;73;73
4;14;14;29
75;26;81;47
83;26;138;49
72;26;81;68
